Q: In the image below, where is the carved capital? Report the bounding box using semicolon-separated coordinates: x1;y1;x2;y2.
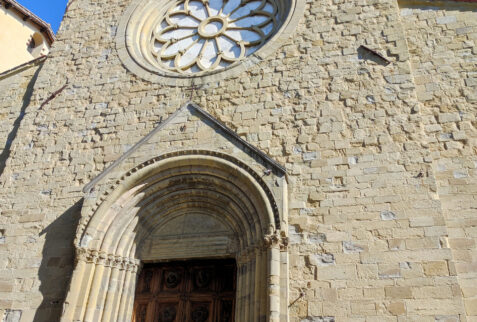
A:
280;236;289;250
262;232;288;250
264;232;279;248
76;247;140;272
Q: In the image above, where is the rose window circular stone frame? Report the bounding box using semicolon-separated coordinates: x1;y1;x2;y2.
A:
117;0;304;86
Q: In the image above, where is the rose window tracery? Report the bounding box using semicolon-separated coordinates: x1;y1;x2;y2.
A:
118;0;303;83
151;0;279;74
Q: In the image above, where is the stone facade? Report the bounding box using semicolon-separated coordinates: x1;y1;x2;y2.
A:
0;0;476;321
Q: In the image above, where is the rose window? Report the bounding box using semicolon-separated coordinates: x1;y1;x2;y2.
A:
118;0;302;83
151;0;279;74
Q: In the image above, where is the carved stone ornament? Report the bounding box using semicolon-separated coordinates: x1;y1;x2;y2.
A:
149;0;280;74
262;231;288;250
117;0;304;85
75;247;141;272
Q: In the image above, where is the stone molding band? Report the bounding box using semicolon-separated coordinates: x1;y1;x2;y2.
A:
76;247;141;272
235;232;288;264
76;232;287;269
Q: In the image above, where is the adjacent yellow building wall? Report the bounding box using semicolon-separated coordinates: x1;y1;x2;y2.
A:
0;6;50;73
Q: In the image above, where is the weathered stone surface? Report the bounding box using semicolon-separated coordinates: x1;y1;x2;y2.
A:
0;0;476;320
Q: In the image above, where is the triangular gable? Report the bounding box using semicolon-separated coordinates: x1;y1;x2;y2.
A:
83;102;286;193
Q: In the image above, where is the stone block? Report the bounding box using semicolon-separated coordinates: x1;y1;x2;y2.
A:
350;300;376;315
438;113;461;123
434;315;460;322
357;264;378;279
384;286;412;299
4;310;22;322
342;241;366;254
464;298;477;315
317;265;356;280
413;286;453;299
423;261;449;276
436;16;456;24
378;265;401;279
309;253;335;266
407;299;463;315
0;279;13;292
449;238;475;249
380;210;397;220
409;216;434;227
387;301;406;315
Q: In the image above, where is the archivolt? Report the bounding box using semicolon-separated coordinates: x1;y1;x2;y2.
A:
76;150;281;244
62;150;288;322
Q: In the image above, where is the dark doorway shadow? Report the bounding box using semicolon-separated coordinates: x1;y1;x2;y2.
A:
33;199;83;322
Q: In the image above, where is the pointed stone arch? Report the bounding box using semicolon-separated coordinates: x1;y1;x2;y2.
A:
61;150;289;322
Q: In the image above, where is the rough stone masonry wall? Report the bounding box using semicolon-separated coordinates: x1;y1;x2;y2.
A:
399;0;477;319
0;62;44;322
0;0;475;322
0;62;43;176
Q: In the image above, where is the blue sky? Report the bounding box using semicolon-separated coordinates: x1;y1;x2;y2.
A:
17;0;68;33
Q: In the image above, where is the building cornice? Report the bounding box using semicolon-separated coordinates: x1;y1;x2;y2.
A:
1;0;55;45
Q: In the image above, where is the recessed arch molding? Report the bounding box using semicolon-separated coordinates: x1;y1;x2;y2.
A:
62;150;289;322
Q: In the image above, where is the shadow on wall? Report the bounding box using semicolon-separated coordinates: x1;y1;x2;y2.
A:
0;64;43;178
33;199;83;322
398;0;477;12
357;45;391;67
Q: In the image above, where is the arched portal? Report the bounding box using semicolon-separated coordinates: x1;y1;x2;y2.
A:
62;151;288;322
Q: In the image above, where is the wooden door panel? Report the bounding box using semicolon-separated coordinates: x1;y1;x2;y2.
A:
137;268;158;295
154;301;180;322
133;259;236;322
161;268;185;292
190;266;215;292
187;301;213;322
217;299;234;322
134;301;149;322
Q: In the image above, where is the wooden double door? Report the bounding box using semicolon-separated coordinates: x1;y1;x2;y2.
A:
133;259;236;322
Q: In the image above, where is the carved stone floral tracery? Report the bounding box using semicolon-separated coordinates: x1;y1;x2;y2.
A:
151;0;280;75
117;0;305;85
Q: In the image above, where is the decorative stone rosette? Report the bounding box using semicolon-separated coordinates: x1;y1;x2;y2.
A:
151;0;278;74
118;0;303;84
